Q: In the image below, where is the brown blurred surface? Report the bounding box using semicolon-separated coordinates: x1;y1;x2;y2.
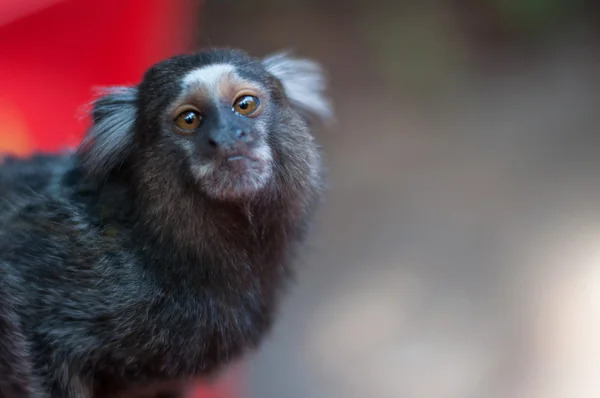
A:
201;2;600;397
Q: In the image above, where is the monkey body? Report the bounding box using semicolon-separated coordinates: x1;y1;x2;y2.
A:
0;49;330;398
1;154;283;397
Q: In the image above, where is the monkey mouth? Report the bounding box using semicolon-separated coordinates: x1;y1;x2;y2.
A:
192;145;274;200
214;146;267;171
224;153;257;166
217;152;260;173
221;148;261;164
227;155;247;161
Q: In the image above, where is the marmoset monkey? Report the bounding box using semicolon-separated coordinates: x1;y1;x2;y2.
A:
0;48;331;398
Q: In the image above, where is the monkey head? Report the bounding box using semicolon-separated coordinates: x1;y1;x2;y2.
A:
79;49;332;204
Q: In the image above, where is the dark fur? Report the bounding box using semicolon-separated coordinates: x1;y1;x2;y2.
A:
0;48;328;398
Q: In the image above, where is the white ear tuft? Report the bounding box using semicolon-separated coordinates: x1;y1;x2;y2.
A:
263;52;333;123
78;86;138;180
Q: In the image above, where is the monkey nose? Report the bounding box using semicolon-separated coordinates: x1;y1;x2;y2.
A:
233;129;248;140
205;127;256;161
207;128;251;149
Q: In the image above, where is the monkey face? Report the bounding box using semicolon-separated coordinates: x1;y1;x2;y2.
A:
81;49;332;203
161;62;275;201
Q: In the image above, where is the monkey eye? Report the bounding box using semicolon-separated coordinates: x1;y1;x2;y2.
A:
174;109;202;132
233;95;260;117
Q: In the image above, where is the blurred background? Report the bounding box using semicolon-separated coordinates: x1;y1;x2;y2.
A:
2;0;600;397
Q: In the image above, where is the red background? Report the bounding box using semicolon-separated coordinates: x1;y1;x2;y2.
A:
0;0;196;153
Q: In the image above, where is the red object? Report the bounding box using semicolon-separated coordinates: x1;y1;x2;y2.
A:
0;1;240;397
0;0;198;154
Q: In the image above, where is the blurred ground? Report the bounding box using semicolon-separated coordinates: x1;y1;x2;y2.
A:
201;1;600;397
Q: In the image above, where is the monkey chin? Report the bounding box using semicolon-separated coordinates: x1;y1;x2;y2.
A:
192;152;274;202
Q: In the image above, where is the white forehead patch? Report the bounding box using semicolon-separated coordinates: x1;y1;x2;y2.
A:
181;63;236;93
